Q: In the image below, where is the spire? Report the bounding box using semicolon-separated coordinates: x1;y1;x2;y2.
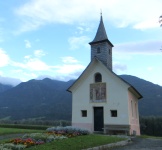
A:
90;15;108;43
89;14;113;47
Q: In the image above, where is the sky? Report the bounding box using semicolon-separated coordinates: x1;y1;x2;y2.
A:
0;0;162;87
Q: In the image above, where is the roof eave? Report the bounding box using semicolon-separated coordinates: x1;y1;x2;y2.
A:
66;89;72;93
66;57;98;93
89;39;114;47
128;86;143;100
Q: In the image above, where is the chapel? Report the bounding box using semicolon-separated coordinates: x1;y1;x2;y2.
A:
67;14;143;135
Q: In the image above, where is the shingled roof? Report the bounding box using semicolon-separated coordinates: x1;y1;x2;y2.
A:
89;16;114;47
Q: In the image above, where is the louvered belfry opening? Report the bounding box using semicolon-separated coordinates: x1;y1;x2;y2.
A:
95;73;102;82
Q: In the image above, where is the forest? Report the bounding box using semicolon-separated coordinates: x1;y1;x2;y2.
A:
140;115;162;136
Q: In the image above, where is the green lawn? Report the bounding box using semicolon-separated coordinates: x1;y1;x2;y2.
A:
25;134;126;150
138;135;162;140
0;128;127;150
0;116;11;120
0;127;44;136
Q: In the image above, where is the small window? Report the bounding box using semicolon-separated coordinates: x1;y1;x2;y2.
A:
95;73;102;82
97;47;101;53
109;49;111;55
111;110;117;117
131;100;133;118
135;103;138;119
81;110;87;117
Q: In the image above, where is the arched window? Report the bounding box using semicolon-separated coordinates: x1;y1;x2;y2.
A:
97;47;101;53
95;73;102;82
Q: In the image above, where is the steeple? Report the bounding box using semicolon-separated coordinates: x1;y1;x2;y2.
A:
89;14;114;71
89;16;108;44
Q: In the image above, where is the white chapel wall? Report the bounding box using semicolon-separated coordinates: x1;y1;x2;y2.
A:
72;60;130;130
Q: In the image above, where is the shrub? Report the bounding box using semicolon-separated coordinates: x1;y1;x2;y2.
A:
46;126;91;135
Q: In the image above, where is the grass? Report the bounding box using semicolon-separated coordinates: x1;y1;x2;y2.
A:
0;128;127;150
27;117;45;121
138;135;162;140
0;116;11;120
25;134;126;150
0;128;44;136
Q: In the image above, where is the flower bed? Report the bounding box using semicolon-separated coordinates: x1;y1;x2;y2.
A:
0;127;91;150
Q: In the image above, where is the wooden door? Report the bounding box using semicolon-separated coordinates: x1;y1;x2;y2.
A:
94;107;103;131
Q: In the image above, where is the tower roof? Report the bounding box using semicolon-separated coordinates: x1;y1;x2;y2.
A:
89;16;114;47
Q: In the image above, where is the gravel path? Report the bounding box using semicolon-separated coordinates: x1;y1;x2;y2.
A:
111;137;162;150
0;133;25;141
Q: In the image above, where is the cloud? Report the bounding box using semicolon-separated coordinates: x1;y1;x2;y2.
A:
23;72;38;78
11;58;55;71
35;39;40;42
0;75;22;86
77;27;84;34
24;40;31;48
36;74;60;81
14;0;162;33
113;62;127;74
114;40;162;55
0;27;4;42
10;61;27;68
12;70;22;73
147;67;153;70
24;55;31;59
133;18;159;29
113;54;132;60
56;64;85;73
25;59;53;71
85;28;90;31
31;73;37;78
61;57;79;63
0;71;2;75
36;71;81;81
34;50;46;57
68;36;90;50
23;72;30;76
0;48;10;67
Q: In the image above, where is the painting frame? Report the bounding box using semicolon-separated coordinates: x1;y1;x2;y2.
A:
89;82;107;103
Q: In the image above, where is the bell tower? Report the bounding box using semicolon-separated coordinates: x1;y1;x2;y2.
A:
89;14;114;71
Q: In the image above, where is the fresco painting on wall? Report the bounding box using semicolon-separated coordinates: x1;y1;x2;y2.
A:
90;83;106;102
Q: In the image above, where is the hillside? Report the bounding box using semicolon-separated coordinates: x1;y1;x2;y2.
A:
120;75;162;116
0;75;162;120
0;78;74;120
0;83;13;93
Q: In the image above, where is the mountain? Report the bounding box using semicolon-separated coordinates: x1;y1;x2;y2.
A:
0;78;74;107
0;78;75;120
119;75;162;116
0;75;162;120
0;83;13;93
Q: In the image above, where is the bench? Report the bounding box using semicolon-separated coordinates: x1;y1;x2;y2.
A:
102;124;130;135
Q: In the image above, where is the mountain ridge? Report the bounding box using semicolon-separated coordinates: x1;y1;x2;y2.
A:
0;75;162;120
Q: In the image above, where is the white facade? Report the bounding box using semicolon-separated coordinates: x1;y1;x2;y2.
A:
68;58;141;135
